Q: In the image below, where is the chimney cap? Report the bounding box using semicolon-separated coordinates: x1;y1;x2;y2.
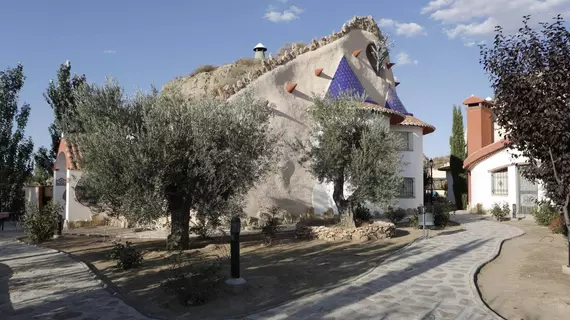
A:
253;43;267;52
462;95;486;105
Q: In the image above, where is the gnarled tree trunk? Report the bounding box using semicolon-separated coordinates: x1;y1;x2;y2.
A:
166;196;191;250
332;176;356;229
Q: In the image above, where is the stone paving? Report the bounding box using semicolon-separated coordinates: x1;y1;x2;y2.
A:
0;229;152;320
246;214;524;320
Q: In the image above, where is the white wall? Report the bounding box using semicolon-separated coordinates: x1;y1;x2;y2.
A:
67;170;94;221
445;171;455;204
392;126;424;209
53;152;67;218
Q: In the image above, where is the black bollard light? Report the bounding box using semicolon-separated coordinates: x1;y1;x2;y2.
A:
230;216;241;279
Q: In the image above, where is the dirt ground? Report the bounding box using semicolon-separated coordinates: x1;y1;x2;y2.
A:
478;218;570;320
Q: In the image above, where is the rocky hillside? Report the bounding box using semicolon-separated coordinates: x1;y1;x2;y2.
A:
162;58;262;100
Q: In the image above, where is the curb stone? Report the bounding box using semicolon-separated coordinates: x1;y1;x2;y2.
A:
13;237;159;320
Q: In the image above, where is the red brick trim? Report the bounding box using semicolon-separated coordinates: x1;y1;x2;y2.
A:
463;138;510;170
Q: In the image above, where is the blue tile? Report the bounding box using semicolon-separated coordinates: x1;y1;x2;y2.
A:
385;84;411;115
327;56;377;104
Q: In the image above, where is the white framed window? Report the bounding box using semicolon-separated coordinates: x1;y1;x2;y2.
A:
395;131;413;151
491;169;508;196
398;178;415;198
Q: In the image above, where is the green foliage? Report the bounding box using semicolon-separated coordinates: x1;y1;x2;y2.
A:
449;105;467;209
189;65;218;77
491;202;508;221
385;207;406;224
108;241;143;270
432;202;452;228
69;81;278;250
261;206;282;245
531;202;559;226
306;93;403;226
162;252;223;306
470;203;487;215
549;217;569;236
481;15;570;234
409;213;419;228
0;64;34;213
23;201;61;243
354;203;373;224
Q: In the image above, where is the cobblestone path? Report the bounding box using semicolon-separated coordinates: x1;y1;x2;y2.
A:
246;215;524;320
0;238;151;320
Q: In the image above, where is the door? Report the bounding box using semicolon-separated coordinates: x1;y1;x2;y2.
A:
518;169;538;216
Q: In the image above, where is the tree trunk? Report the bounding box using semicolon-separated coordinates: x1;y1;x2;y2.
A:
166;199;191;250
332;176;356;229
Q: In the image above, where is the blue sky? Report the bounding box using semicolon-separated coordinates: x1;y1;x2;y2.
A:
2;0;569;158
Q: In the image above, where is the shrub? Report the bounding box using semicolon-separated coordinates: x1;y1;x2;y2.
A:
461;193;469;210
490;203;508;221
432;203;451;228
471;203;487;215
23;201;61;243
385;207;406;224
549;217;568;236
409;214;419;229
189;65;218;77
260;206;282;245
162;252;223;306
354;203;373;225
501;202;511;218
531;201;559;226
296;216;340;227
190;213;219;239
108;241;143;270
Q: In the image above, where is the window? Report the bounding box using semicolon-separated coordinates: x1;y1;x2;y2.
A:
395;131;413;151
398;178;415;198
492;169;508;196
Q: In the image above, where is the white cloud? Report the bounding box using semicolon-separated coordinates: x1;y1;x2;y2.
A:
103;50;117;54
378;18;427;37
395;52;419;65
422;0;570;39
264;5;304;23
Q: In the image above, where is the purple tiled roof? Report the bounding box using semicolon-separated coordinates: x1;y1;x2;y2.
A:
327;56;379;105
385;84;411;115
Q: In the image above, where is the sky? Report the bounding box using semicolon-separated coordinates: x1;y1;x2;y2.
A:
1;0;570;158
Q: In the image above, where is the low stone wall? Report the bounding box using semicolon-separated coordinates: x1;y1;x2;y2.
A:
296;221;396;241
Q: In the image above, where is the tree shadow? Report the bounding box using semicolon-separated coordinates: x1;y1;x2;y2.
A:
0;263;14;316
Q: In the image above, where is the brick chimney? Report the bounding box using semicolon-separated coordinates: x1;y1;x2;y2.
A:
464;95;494;156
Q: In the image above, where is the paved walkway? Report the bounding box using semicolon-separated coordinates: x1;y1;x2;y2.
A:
0;228;151;320
246;214;524;320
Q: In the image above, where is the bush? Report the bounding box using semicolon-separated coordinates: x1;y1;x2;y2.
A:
23;201;61;243
296;216;340;227
531;201;559;226
501;202;511;218
108;241;143;270
471;203;487;215
461;193;469;210
549;217;568;236
491;203;508;221
385;207;406;224
432;203;451;228
260;206;282;245
189;65;218;77
162;252;223;306
409;213;419;228
354;203;373;225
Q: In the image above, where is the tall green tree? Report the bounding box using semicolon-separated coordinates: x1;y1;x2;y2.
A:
0;64;34;212
70;81;278;249
449;105;467;209
306;94;403;228
480;15;570;261
33;61;86;181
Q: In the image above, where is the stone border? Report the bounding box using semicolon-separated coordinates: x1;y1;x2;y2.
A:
470;224;526;320
240;235;423;319
13;236;159;320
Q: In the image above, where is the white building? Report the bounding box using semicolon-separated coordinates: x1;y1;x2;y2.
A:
462;95;545;215
53;17;435;224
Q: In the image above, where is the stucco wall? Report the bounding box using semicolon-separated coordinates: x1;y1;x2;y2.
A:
229;29;421;216
392;126;424;209
470;149;545;211
67;170;94;221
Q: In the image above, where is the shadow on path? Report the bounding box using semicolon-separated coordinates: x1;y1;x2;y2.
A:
0;263;14;316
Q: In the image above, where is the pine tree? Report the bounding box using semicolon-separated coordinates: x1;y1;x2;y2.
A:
449;105;467;209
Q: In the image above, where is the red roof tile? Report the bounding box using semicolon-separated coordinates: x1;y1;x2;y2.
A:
462;95;486;105
463;138;510;170
398;115;436;135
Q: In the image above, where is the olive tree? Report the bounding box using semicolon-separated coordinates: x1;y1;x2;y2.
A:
480;15;570;262
70;81;278;249
305;94;403;228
